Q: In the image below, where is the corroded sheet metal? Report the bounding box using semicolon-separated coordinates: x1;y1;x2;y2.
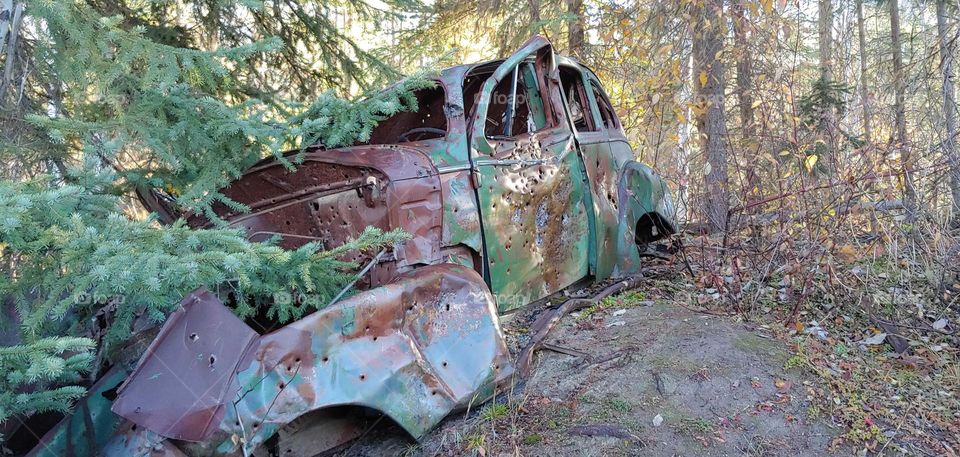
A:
26;367;129;457
109;264;512;455
111;289;259;441
189;145;443;287
100;423;187;457
476;134;592;311
615;160;675;274
468;36;592;310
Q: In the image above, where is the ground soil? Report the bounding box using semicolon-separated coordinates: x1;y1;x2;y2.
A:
333;273;843;456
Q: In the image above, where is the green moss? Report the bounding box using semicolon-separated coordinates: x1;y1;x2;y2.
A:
523;434;543;445
734;333;785;360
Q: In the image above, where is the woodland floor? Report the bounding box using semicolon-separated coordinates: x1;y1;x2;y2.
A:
332;267;853;457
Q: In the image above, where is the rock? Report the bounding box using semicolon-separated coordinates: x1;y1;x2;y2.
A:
652;414;663;427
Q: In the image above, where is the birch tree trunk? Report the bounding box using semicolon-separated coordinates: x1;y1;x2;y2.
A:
890;0;917;219
0;0;21;102
937;0;960;223
0;0;12;55
693;0;729;232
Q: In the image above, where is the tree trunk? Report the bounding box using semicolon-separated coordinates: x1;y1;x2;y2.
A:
0;0;22;102
731;0;754;140
693;0;729;232
566;0;584;57
818;0;836;171
938;0;960;223
0;0;12;54
529;0;541;29
856;0;872;144
890;0;917;219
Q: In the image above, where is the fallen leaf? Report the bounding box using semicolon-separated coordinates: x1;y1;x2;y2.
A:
860;333;887;345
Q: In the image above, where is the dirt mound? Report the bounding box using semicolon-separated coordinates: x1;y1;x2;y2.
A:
333;276;841;456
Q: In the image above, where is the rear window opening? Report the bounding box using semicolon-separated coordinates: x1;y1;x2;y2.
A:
362;84;447;144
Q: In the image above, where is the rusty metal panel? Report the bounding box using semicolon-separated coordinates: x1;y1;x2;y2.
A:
26;367;129;457
466;36;593;311
188;145;443;288
108;264;512;456
475;134;592;311
100;422;188;457
439;170;483;253
111;289;259;442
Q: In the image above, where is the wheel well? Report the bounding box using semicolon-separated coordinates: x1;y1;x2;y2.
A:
635;212;674;245
251;405;403;457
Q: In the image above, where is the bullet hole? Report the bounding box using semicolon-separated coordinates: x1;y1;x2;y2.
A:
359;374;366;381
322;356;329;363
278;381;285;390
365;326;370;332
442;361;448;367
431;391;437;396
372;336;378;341
294;357;301;363
189;333;199;342
208;355;216;367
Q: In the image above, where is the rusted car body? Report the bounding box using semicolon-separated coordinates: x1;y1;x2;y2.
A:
25;36;675;456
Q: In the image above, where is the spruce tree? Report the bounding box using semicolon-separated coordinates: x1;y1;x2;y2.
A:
0;0;428;431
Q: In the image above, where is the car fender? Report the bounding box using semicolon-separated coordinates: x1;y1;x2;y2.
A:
614;160;677;274
109;264;513;455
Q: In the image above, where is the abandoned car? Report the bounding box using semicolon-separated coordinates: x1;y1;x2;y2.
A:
24;36;676;456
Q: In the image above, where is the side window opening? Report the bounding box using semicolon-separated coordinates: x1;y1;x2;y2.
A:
485;67;530;137
361;84;447;144
484;63;546;138
559;66;597;133
592;83;620;131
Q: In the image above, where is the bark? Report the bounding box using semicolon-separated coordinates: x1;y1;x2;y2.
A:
693;0;729;232
566;0;584;57
856;0;872;144
529;0;541;28
818;0;834;98
818;0;837;170
890;0;917;219
938;0;960;223
0;0;12;54
731;0;754;140
0;0;21;102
